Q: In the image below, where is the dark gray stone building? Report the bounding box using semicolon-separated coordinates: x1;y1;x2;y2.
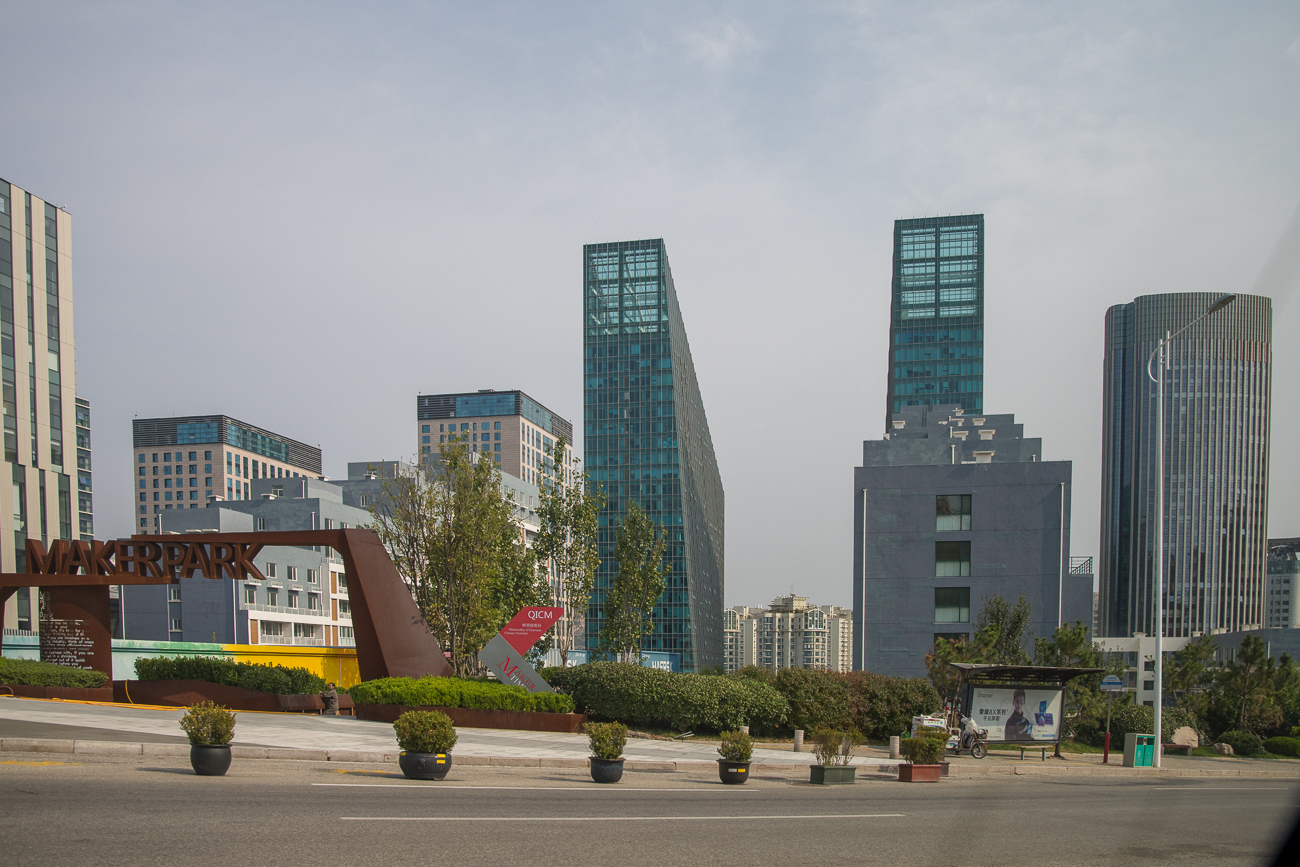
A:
852;404;1092;677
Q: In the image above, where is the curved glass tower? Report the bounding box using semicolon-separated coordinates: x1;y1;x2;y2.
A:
1099;292;1272;638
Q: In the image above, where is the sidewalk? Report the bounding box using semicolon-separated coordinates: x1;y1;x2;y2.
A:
4;696;1298;779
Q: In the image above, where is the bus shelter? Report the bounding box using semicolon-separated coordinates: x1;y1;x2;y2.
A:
947;663;1104;758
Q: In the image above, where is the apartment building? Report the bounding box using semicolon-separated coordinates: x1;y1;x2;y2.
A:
0;179;79;634
723;596;853;673
121;476;369;647
417;389;574;488
131;415;322;531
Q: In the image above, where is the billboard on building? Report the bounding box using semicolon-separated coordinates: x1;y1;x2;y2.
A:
968;685;1062;742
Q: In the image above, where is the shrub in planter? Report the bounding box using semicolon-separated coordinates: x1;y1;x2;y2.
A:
1218;730;1264;757
350;676;575;714
1263;736;1300;758
585;721;628;784
236;664;293;695
133;656;326;695
717;730;753;762
394;710;457;780
180;701;236;777
899;735;946;765
0;657;110;688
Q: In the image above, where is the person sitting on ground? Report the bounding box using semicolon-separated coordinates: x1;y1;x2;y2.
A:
320;682;339;716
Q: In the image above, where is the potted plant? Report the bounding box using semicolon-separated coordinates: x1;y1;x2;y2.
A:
394;710;458;780
809;727;861;785
585;722;627;784
717;730;753;784
915;725;953;776
180;701;236;776
898;732;946;782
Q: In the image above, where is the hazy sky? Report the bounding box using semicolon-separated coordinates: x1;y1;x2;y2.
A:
2;2;1297;609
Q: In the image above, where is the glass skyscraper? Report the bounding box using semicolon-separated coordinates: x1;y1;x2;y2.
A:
583;238;724;672
1099;292;1272;638
887;214;984;425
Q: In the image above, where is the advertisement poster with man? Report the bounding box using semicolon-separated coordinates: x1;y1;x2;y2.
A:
969;686;1063;742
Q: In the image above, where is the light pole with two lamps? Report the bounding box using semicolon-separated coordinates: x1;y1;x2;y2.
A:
1145;292;1235;768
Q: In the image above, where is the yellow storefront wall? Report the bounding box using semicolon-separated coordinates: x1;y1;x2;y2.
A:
221;644;360;689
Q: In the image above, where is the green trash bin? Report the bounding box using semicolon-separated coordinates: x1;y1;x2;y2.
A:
1123;733;1155;767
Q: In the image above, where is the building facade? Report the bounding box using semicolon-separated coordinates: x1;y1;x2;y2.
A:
121;476;369;646
416;389;574;487
1268;538;1299;629
131;415;322;531
0;179;79;634
723;596;853;673
886;214;984;424
1099;293;1272;638
853;404;1092;677
75;397;92;541
583;238;724;672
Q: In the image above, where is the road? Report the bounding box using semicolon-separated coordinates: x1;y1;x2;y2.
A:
1;752;1295;866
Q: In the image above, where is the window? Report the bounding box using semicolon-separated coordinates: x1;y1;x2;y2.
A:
205;451;212;460
461;423;469;431
287;591;299;609
170;618;182;632
205;477;212;487
245;587;256;604
256;516;266;530
494;421;500;430
138;467;145;476
1143;659;1155;672
265;563;277;578
261;621;284;637
308;593;321;611
936;541;971;577
494;432;500;441
307;569;319;585
936;495;971;531
339;599;351;615
152;466;158;476
164;453;171;463
152;453;158;462
935;587;970;622
335;572;346;590
266;588;279;606
1143;680;1155;691
439;424;445;432
139;454;145;463
422;436;430;444
422;424;430;433
168;586;181;601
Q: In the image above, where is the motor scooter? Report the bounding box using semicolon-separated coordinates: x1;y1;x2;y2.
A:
947;715;987;759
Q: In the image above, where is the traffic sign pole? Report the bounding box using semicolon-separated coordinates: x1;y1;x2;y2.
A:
1100;675;1123;765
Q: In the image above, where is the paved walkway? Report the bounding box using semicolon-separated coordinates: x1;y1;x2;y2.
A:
0;697;896;766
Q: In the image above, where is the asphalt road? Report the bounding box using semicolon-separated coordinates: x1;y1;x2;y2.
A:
1;753;1295;866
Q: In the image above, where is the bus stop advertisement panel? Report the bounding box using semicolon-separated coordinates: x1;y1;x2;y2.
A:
965;684;1063;743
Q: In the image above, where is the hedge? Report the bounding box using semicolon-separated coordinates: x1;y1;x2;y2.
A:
1263;736;1300;758
133;656;326;696
843;671;943;740
0;657;109;688
544;663;789;733
349;676;575;714
1097;704;1200;747
1218;730;1265;757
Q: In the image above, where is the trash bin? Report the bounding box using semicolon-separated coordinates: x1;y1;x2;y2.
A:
1123;733;1155;768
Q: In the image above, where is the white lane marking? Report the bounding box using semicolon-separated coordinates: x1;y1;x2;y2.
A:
315;784;758;791
1143;786;1289;791
342;814;905;822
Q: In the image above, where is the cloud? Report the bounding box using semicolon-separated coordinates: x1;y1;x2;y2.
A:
680;20;760;66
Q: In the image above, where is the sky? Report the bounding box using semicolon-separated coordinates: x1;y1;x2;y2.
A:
1;1;1297;610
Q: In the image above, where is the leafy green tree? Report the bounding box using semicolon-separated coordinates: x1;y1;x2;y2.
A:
925;593;1033;703
534;435;606;664
1166;633;1219;710
1215;635;1285;735
599;502;669;662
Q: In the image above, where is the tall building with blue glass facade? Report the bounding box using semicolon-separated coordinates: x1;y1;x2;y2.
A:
583;238;724;672
1099;292;1272;638
887;215;984;425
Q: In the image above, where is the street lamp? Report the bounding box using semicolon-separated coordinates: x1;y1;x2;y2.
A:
1145;292;1235;768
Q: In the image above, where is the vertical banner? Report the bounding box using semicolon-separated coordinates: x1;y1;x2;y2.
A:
478;606;564;693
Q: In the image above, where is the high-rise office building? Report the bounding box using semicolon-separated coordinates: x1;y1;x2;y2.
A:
131;415;322;530
0;179;79;634
416;389;574;488
1099;293;1272;638
886;214;984;424
583;238;724;672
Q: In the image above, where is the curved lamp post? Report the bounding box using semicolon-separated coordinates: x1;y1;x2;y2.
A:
1145;292;1235;767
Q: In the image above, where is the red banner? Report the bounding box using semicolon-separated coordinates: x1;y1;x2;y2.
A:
499;606;565;654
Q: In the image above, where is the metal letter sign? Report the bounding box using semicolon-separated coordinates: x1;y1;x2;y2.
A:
478;606;564;693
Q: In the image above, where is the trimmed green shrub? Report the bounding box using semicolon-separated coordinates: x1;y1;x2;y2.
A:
180;701;236;746
845;672;943;740
132;656;325;696
546;662;788;733
1102;704;1200;747
915;726;950;741
900;735;945;765
773;668;852;733
394;710;457;754
585;722;627;760
349;676;575;714
1218;730;1264;757
718;730;753;762
1263;736;1300;757
0;657;109;688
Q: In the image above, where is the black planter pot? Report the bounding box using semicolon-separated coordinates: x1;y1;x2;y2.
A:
399;752;452;780
589;757;624;784
809;764;856;785
190;744;232;777
717;760;751;784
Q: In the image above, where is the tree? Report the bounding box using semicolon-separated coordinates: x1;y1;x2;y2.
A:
1166;633;1219;709
367;443;525;676
1034;620;1107;754
599;501;669;662
1217;634;1282;734
534;435;605;664
974;593;1033;665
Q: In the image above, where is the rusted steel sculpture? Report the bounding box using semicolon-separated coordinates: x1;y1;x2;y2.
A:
0;529;454;682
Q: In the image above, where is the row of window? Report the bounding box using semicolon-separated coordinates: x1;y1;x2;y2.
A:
141;477;211;488
142;463;210;476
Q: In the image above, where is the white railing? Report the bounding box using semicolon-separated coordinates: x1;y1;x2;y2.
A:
256;635;325;646
244;603;326;616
